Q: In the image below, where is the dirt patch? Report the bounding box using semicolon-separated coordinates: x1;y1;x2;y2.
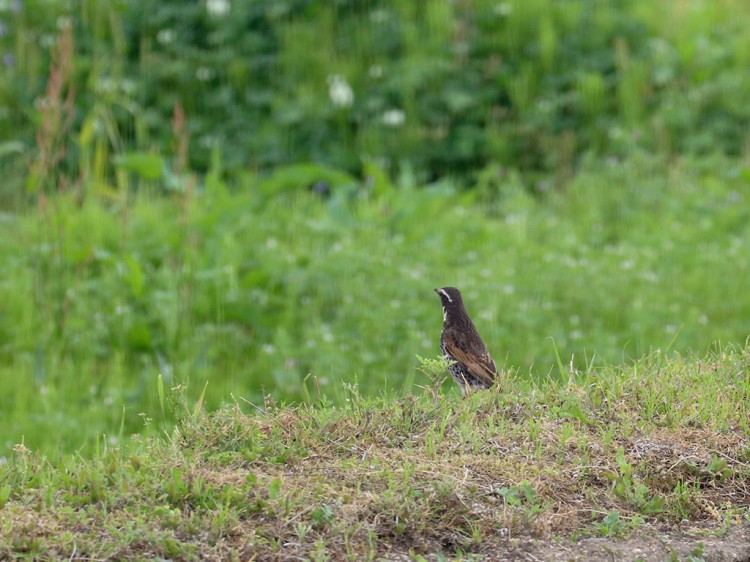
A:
497;523;750;562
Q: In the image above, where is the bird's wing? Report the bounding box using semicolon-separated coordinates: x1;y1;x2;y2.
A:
443;336;497;387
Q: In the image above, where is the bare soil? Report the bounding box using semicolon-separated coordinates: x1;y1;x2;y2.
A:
458;523;750;562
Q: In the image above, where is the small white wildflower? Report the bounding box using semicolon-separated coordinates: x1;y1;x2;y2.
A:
494;2;512;16
199;135;220;148
120;79;137;96
382;108;405;127
536;99;553;113
369;65;384;79
370;9;390;23
39;34;56;48
206;0;230;17
328;75;354;108
196;67;214;81
262;344;276;354
157;28;176;45
95;77;115;95
608;126;625;140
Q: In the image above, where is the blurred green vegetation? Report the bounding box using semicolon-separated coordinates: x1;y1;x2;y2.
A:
2;154;749;454
2;0;750;200
1;0;750;454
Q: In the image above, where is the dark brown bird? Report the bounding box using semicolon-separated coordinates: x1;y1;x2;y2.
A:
435;287;497;394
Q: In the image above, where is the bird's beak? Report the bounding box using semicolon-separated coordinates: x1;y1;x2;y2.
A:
434;288;439;293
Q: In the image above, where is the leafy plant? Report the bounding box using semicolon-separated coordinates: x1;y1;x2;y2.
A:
611;448;665;515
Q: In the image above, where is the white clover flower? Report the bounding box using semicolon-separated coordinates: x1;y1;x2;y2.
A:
382;108;405;127
370;9;390;23
328;75;354;108
495;2;512;16
206;0;230;17
196;67;215;81
157;28;176;45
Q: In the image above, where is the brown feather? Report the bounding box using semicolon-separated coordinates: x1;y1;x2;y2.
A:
442;327;497;387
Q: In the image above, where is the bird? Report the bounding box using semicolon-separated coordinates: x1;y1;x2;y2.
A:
434;286;497;394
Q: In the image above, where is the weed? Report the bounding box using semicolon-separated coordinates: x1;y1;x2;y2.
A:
594;511;627;537
611;447;665;516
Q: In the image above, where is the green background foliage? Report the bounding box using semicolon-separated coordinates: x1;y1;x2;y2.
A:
3;0;750;197
0;0;749;454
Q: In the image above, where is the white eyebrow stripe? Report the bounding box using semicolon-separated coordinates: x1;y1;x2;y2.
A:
438;289;452;303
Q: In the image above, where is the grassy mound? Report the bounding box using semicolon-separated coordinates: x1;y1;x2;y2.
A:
2;349;749;560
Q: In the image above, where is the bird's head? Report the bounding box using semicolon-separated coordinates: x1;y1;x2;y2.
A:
434;287;466;323
434;286;463;307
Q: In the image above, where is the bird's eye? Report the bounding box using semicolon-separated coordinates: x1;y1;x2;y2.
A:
438;289;453;303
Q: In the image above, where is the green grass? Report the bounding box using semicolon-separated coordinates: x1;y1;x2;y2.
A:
1;152;750;455
1;349;749;559
1;5;749;557
2;0;750;458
